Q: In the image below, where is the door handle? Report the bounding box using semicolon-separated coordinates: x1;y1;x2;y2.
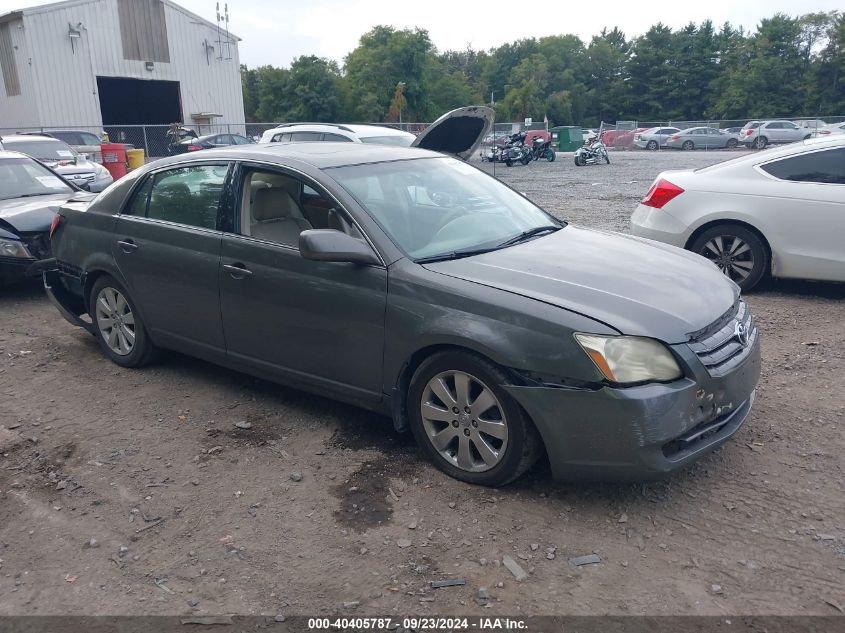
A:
223;263;253;279
117;239;138;253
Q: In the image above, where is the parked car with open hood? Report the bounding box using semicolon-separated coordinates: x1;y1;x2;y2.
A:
0;135;113;192
42;103;759;486
631;136;845;291
0;150;92;285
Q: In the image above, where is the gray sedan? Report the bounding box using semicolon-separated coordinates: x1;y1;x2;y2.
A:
665;127;739;150
43;142;760;486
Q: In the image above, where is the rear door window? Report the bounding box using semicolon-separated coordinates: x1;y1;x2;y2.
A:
126;164;230;228
289;132;322;142
760;149;845;184
322;133;353;142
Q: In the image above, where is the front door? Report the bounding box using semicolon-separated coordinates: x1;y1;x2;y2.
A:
218;164;387;401
112;162;232;359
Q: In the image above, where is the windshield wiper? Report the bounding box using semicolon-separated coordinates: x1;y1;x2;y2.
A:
14;193;59;198
497;225;561;248
415;246;502;264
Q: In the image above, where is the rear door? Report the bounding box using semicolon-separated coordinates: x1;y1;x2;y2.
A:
111;162;233;360
218;162;388;400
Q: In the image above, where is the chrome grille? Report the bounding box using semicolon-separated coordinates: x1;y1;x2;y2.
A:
688;300;757;377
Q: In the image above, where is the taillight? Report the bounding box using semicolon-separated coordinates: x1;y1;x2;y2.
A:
49;213;63;239
670;135;680;140
745;129;754;136
641;179;684;209
187;145;202;151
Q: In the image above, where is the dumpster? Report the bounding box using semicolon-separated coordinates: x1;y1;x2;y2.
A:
550;126;583;151
127;148;145;171
101;143;128;180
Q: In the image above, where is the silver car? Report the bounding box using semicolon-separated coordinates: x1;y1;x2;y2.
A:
665;127;739;150
0;135;113;192
741;120;812;149
634;127;681;150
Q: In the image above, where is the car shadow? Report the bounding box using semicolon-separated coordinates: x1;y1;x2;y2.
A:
0;278;45;303
754;278;845;299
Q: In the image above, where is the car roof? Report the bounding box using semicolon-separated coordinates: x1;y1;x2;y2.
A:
697;135;845;173
142;142;438;170
1;134;64;143
265;123;412;138
0;149;35;160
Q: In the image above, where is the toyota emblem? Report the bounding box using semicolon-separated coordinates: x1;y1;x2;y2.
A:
734;322;749;347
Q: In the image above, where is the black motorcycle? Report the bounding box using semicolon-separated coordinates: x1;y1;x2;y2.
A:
503;132;531;167
529;137;556;162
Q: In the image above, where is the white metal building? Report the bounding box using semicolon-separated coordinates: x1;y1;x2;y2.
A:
0;0;245;131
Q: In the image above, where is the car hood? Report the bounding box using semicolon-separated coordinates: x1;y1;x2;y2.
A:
0;192;90;233
43;160;98;175
412;106;494;159
423;225;738;344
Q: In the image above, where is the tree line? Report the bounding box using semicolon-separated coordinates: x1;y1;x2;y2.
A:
241;11;844;127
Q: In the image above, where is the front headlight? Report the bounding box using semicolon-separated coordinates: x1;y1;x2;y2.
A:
574;333;683;384
95;163;111;177
0;237;32;259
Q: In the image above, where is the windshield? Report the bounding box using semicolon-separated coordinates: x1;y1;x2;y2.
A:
5;139;79;162
359;135;414;147
329;157;561;260
0;157;73;200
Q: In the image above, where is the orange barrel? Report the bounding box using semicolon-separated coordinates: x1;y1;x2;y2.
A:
101;143;128;180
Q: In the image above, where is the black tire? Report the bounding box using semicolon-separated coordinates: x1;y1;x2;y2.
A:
520;154;531;165
89;274;157;368
574;154;586;166
682;140;694;151
646;140;659;151
604;152;611;164
754;136;768;149
727;138;738;149
407;350;541;487
689;224;769;291
505;159;513;167
546;148;555;161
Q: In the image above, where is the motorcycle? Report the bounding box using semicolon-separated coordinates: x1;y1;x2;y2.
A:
503;132;531;167
529;137;555;162
574;135;610;166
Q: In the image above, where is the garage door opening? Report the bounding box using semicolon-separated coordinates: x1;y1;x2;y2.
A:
97;77;181;156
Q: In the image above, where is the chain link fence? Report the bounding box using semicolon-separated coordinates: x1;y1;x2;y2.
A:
2;115;843;161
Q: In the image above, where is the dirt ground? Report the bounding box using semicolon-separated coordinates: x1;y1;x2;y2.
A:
1;150;843;618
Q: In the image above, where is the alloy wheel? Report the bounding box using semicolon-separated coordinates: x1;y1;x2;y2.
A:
95;286;136;356
420;371;509;473
701;235;755;283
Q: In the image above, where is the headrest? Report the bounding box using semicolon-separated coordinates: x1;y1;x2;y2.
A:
155;181;191;197
253;188;298;222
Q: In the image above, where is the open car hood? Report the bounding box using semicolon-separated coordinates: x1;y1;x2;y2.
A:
412;106;494;160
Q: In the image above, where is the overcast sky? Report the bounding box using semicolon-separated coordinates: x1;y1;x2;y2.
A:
2;0;839;67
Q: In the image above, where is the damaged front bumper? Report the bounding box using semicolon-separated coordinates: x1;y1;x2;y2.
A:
505;336;761;481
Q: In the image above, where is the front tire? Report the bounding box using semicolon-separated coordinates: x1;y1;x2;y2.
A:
646;140;659;151
505;159;513;167
545;148;555;161
689;225;768;291
682;140;694;151
574;154;586;166
89;275;157;367
408;351;541;487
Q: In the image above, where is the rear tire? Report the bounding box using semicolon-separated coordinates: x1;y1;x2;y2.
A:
505;159;513;167
546;148;555;161
89;275;157;368
604;152;611;164
407;350;541;487
682;140;694;151
574;154;586;166
727;138;738;149
754;136;768;149
689;225;768;291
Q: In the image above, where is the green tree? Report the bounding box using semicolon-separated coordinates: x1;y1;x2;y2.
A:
283;56;342;122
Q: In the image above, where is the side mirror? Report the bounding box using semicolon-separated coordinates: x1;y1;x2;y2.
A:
299;229;380;266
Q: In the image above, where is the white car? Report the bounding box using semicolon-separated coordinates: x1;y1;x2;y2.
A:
816;122;845;137
0;134;112;192
630;136;845;290
740;120;813;149
259;122;416;146
633;127;681;150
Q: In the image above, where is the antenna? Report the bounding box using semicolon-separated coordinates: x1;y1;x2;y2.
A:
224;3;231;61
215;2;222;60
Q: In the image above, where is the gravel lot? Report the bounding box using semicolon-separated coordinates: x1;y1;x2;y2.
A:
1;149;843;618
